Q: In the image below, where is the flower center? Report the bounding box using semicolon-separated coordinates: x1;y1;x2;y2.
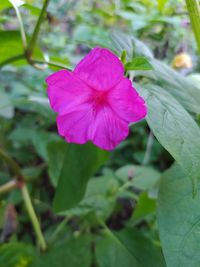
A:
91;90;108;111
93;90;108;106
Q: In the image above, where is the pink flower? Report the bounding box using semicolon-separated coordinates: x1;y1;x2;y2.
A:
46;47;147;150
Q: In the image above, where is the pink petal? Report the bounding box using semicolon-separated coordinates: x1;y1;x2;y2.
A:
56;103;94;144
108;78;147;123
46;70;91;113
74;47;124;91
91;106;129;150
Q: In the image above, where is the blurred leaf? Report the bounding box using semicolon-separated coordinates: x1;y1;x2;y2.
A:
131;192;156;223
32;235;92;267
139;84;200;188
158;164;200;267
0;31;23;64
96;228;166;267
9;128;59;160
0;242;35;267
115;165;160;191
150;60;200;114
0;91;14;118
157;0;168;11
110;31;200;115
74;25;112;49
47;141;68;186
125;57;153;71
187;74;200;90
110;30;154;60
0;1;12;11
31;131;59;160
62;175;118;219
53;143;108;213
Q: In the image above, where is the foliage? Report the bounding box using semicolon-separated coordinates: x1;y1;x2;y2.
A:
0;0;200;267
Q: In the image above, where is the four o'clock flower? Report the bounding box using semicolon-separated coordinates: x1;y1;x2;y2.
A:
46;47;147;150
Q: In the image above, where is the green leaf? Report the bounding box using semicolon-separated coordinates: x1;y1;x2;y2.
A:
0;0;12;11
61;175;118;218
0;91;14;118
0;242;35;267
32;235;92;267
110;31;200;114
0;31;23;64
53;143;108;213
131;192;156;223
110;30;154;60
157;0;168;11
139;84;200;188
120;50;126;65
125;57;153;71
96;228;166;267
157;164;200;267
47;141;68;186
115;165;161;191
150;59;200;114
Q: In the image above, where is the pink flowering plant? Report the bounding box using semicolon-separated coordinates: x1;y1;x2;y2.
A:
46;47;147;150
1;1;200;267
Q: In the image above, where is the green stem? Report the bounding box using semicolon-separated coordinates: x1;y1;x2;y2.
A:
21;184;47;251
26;0;50;57
48;216;69;244
10;0;27;49
142;131;154;165
31;59;72;70
0;147;23;180
0;147;47;251
186;0;200;53
0;179;18;195
0;54;25;68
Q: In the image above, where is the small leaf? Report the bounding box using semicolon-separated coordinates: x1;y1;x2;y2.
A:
125;57;153;71
115;165;161;191
53;143;108;213
120;50;127;65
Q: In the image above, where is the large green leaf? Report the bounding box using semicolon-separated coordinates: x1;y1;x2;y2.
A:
53;143;108;213
61;175;118;219
0;242;35;267
96;228;166;267
157;164;200;267
110;31;200;114
47;141;68;186
32;235;92;267
139;84;200;188
150;59;200;114
0;31;23;64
